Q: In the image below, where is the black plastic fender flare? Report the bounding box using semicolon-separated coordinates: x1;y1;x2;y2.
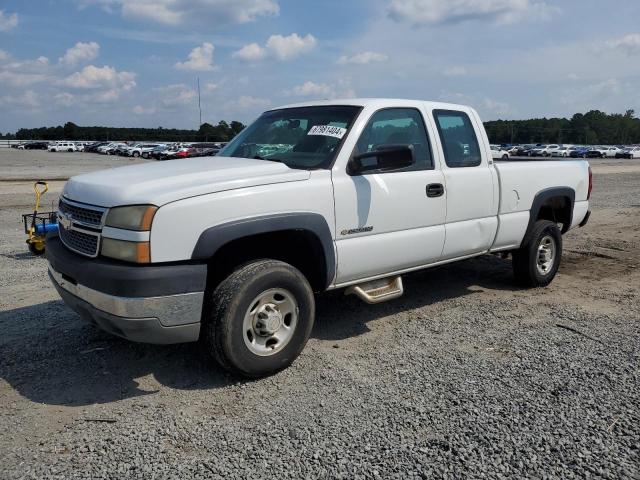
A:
191;212;336;289
526;187;575;236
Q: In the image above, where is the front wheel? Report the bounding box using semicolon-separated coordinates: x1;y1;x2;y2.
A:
201;259;315;377
512;220;562;287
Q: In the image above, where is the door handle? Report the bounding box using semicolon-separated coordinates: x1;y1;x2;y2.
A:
426;183;444;198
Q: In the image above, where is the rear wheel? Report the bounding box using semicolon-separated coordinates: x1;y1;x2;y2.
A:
201;259;315;377
513;220;562;287
132;151;140;158
502;154;508;160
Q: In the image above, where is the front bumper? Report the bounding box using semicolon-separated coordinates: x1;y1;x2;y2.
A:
47;234;206;344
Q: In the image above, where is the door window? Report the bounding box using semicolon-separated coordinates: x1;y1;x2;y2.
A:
353;108;433;171
433;110;482;168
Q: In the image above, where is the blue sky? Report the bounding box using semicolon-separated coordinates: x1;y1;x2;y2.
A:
1;0;639;132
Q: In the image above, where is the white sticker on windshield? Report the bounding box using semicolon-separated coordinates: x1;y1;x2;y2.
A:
308;125;347;139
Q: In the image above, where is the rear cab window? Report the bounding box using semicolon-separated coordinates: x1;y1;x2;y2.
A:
433;109;482;168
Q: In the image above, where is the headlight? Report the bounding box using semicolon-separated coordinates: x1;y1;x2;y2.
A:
101;238;150;263
105;205;157;231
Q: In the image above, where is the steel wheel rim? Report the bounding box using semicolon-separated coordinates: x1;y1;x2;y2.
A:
242;288;299;356
536;235;556;276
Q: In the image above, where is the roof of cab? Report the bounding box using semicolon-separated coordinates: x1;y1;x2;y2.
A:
272;98;474;112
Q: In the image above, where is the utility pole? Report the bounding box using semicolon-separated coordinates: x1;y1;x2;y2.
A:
197;77;202;128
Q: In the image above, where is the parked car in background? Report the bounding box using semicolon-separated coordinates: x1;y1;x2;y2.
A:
529;145;548;156
550;145;574;157
616;146;640;159
74;142;85;152
125;143;158;158
85;142;109;153
139;144;165;158
588;146;621;158
551;145;578;158
512;145;536;156
98;142;128;155
603;146;622;158
537;145;560;157
23;141;49;150
48;142;77;152
149;144;172;160
490;145;510;160
569;146;591;158
587;147;606;158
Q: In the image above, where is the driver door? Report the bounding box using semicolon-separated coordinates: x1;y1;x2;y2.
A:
332;107;446;285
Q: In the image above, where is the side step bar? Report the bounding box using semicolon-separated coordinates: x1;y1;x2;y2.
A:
345;276;404;304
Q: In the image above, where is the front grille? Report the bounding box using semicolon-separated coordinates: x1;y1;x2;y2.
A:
59;199;105;227
59;225;99;257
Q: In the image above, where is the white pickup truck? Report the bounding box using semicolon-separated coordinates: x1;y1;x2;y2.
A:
47;99;592;377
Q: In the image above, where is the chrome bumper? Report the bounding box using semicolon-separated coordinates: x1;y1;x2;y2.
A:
49;265;203;344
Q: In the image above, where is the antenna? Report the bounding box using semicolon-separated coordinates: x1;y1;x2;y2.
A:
197;77;202;127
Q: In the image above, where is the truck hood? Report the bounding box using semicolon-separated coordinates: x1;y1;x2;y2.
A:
63;156;310;207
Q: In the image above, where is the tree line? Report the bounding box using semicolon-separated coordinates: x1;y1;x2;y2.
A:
484;110;640;145
10;120;246;142
4;109;640;145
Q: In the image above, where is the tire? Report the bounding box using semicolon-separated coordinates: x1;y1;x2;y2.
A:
141;153;148;159
133;151;140;158
28;242;45;256
202;259;315;377
502;154;508;160
512;220;562;287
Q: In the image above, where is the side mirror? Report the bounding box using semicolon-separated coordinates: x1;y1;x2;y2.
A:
349;144;414;175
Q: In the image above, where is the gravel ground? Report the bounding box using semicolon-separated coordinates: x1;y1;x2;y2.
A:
0;150;639;479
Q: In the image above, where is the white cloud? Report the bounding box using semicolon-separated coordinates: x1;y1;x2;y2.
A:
59;42;100;65
64;65;136;91
175;42;216;71
0;55;51;86
54;93;76;107
439;91;514;117
233;33;316;62
80;0;279;26
154;83;197;107
0;49;8;60
0;10;18;32
132;104;157;114
204;82;218;92
232;43;267;61
0;71;50;87
291;80;356;99
236;95;271;109
604;33;640;56
266;33;316;60
293;81;333;97
443;66;468;76
388;0;557;25
0;90;39;109
338;51;388;65
560;79;622;107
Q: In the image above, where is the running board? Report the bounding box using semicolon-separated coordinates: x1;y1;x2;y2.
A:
345;276;404;304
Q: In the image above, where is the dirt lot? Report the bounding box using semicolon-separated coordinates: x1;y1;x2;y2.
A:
0;149;639;479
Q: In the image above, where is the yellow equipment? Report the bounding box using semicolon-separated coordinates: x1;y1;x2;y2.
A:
22;181;58;256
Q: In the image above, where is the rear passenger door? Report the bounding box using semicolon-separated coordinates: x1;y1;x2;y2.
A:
432;109;498;259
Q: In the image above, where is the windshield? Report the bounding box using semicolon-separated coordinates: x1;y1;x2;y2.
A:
219;105;362;169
